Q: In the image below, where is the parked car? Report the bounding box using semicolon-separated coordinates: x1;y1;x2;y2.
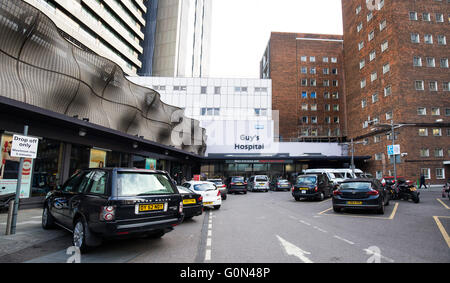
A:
177;186;203;220
332;178;389;214
207;179;227;200
181;181;222;209
42;168;184;253
292;174;333;201
247;175;270;192
225;176;247;194
270;178;291;191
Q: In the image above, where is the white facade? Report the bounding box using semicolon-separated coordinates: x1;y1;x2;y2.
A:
152;0;211;77
27;0;146;75
128;76;272;122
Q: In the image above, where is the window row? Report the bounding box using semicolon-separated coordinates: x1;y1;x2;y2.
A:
301;91;339;99
300;128;341;137
419;148;447;158
199;108;269;117
300;116;340;124
152;85;269;94
415;81;450;91
301;104;340;111
359;41;389;66
300;67;339;75
413;56;448;68
360;64;391;88
300;56;338;63
301;79;339;87
409;11;447;23
417;107;450;116
410;33;446;45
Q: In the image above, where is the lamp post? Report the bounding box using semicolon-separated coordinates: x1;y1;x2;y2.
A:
341;138;368;177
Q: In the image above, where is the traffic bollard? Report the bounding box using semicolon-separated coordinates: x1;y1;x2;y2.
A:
5;199;15;235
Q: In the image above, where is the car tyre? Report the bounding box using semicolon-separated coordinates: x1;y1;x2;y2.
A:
377;200;385;215
294;196;300;201
318;192;325;201
214;205;221;210
42;205;55;229
333;206;341;213
73;218;90;253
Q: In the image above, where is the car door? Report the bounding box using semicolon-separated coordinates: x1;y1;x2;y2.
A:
60;171;94;228
83;170;110;225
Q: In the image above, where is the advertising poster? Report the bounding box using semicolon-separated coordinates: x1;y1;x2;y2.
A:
0;134;33;198
145;158;157;170
89;148;106;168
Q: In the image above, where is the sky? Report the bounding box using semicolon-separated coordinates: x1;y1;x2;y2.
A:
209;0;343;79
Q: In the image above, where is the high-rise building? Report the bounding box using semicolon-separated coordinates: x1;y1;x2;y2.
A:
140;0;212;77
342;0;450;183
261;32;346;143
25;0;147;75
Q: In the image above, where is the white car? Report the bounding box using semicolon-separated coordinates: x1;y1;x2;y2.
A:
181;181;222;209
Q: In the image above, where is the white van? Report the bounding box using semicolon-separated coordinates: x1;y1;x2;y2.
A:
333;168;365;179
303;169;345;188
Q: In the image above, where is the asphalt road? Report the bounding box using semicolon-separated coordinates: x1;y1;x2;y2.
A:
0;189;449;263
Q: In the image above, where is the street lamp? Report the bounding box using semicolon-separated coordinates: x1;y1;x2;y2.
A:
341;138;368;176
369;119;416;184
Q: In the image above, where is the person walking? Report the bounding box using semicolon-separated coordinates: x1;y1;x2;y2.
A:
419;174;427;189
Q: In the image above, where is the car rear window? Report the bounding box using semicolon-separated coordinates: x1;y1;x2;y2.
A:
231;177;244;182
208;180;223;185
279;179;289;183
255;177;268;182
340;182;371;190
117;172;175;196
296;176;317;185
193;183;216;191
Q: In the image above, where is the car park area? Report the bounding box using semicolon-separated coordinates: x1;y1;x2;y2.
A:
0;184;449;263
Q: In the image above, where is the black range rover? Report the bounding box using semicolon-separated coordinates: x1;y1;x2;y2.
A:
42;168;184;252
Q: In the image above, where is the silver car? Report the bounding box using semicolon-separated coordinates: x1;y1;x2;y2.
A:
248;175;270;192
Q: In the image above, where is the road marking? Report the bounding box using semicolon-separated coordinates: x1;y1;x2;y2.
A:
318;203;399;220
313;226;327;233
204;211;213;261
205;249;211;261
333;235;355;245
0;220;41;226
276;235;313;263
318;198;332;204
206;238;212;247
299;220;311;226
433;216;450;249
363;247;395;263
437;199;450;210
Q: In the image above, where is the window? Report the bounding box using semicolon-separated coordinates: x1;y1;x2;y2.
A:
418;128;428;136
436;13;444;23
367;11;373;22
431;108;440;116
381;41;388;52
361;79;366;88
301;103;308;111
409;12;418;21
324;92;330;99
436;168;445;179
413;56;422;67
429;81;438;91
331;57;337;63
357;23;363;32
417;107;427;115
301;91;308;99
386;111;393;120
358;41;364;50
438;35;447;45
426;57;436;67
332;68;338;75
420;168;430;179
214;87;221;94
415;80;424;90
310;92;317;99
333;105;339;111
360;59;366;69
356;5;361;14
323;57;329;63
375;153;383;161
379;20;387;31
310;56;316;62
369;50;376;61
433;128;442;136
332;80;338;86
424;34;433;44
88;171;107;195
325;117;331;124
441;58;449;68
333;117;339;124
201;86;207;94
383;63;390;74
372;93;379;103
368;30;375;41
301;79;308;86
310;67;316;74
310;79;317;86
371;72;377;82
362;99;367;108
311;116;318;124
254;108;267;116
332;92;339;99
301;67;307;74
301;56;307;62
422;13;431;22
435;148;444;157
384;85;392;96
311;104;318;111
411;33;420;43
174;85;187;91
301;116;308;124
323;68;329;75
444;82;450;91
420;149;430;157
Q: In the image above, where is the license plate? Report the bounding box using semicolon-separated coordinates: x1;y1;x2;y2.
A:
302;190;306;194
347;201;363;205
259;183;265;186
300;188;309;190
204;202;213;205
183;199;196;205
139;203;164;212
236;183;242;185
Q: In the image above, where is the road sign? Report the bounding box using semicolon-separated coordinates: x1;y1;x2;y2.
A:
387;145;400;156
10;134;38;159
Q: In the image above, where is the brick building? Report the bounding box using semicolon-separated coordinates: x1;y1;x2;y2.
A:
261;33;346;143
342;0;450;184
261;1;450;184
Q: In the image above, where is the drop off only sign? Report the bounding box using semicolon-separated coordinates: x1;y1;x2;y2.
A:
10;134;39;159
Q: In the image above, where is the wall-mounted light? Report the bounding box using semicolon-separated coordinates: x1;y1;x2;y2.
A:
79;128;87;137
82;118;90;122
132;142;138;149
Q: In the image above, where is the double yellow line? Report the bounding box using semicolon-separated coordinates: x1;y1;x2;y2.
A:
433;216;450;249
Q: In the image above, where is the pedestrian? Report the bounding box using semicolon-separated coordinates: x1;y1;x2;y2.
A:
419;174;427;189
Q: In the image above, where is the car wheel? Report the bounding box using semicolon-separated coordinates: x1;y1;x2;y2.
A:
214;205;221;210
377;201;385;215
42;206;55;229
73;219;89;253
333;206;341;213
294;196;300;201
318;192;325;201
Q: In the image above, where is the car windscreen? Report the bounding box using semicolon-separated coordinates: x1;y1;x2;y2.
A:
193;183;216;191
177;187;192;194
330;173;344;178
255;177;268;182
296;176;317;185
231;177;244;182
278;179;289;183
117;172;175;196
208;180;223;185
340;182;372;190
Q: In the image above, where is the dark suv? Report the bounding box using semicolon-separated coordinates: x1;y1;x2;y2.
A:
225;176;247;194
42;168;184;253
292;174;333;201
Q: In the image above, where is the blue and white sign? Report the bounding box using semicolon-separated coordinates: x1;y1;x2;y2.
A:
387;145;400;156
